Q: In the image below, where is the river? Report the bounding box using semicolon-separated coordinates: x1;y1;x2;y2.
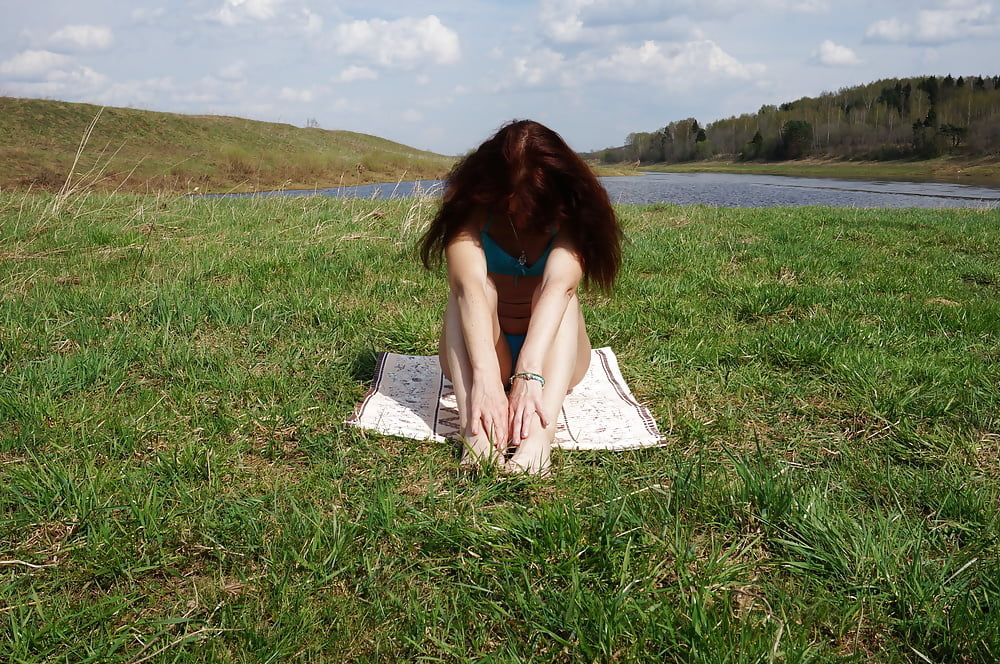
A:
219;172;1000;209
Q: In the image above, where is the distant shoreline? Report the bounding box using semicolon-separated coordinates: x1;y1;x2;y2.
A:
634;157;1000;189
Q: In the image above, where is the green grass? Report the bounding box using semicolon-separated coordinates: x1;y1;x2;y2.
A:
0;97;455;194
642;157;1000;188
1;192;998;661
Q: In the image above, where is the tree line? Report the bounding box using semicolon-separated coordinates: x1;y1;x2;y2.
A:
589;74;1000;164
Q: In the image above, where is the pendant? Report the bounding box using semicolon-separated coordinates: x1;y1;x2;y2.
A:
518;251;527;267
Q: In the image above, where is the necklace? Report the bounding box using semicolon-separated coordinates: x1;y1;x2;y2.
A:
507;216;528;267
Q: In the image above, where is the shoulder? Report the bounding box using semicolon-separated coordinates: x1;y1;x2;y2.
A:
550;224;580;258
446;206;489;245
542;228;584;286
444;208;488;267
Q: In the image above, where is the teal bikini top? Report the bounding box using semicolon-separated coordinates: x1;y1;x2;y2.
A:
480;214;558;278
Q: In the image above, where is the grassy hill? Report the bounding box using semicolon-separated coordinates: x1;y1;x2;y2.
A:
0;97;455;193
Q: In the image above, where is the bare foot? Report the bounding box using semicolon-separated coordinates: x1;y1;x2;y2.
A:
459;434;503;471
502;434;552;477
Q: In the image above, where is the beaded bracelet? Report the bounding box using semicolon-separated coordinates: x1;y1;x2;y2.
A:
509;371;545;388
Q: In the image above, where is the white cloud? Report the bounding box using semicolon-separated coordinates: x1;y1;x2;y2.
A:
506;39;764;91
814;39;861;66
538;0;828;43
513;48;568;86
279;86;316;103
865;17;910;42
775;0;828;11
302;8;323;34
331;97;362;113
0;50;72;79
94;74;255;109
333;15;460;68
0;51;108;99
209;0;283;26
96;76;176;107
131;8;166;25
202;0;319;35
401;109;423;122
46;66;108;89
865;1;996;44
48;25;114;51
592;39;764;84
219;61;247;82
336;65;377;82
540;1;586;43
914;1;995;42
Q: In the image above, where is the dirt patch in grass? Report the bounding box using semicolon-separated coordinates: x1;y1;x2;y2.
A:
925;297;961;306
54;274;83;286
220;447;311;496
49;338;80;355
13;520;80;565
832;617;891;661
974;431;1000;478
0;443;25;463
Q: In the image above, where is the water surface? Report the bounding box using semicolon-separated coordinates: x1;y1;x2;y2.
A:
219;172;1000;209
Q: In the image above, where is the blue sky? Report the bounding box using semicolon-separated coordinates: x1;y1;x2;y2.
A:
1;1;998;155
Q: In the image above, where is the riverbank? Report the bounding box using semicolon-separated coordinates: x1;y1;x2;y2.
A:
588;162;642;177
0;97;455;193
642;156;1000;187
2;193;997;660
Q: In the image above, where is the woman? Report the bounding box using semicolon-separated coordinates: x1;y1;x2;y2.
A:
420;120;622;475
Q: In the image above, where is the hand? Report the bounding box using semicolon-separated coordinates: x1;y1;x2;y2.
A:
507;375;549;442
469;380;510;450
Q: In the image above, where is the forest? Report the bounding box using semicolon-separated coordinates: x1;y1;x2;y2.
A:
592;74;1000;164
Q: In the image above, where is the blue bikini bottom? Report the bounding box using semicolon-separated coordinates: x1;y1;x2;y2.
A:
504;333;526;369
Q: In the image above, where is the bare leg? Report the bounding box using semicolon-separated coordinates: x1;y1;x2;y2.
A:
505;291;590;475
438;279;513;467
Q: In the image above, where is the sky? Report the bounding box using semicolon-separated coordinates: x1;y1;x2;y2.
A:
1;1;998;155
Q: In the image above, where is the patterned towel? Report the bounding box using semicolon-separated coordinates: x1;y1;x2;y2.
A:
347;347;663;450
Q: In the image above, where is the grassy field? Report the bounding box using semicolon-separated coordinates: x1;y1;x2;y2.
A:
1;192;998;661
0;97;455;194
643;157;1000;188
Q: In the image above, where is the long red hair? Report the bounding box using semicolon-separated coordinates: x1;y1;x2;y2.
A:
419;119;621;291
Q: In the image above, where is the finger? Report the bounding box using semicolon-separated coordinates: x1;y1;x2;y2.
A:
491;415;502;445
496;413;510;450
469;407;480;435
519;407;531;440
538;405;550;429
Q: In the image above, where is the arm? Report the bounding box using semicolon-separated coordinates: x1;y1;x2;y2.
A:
444;227;508;444
507;233;584;441
514;232;583;376
444;229;501;383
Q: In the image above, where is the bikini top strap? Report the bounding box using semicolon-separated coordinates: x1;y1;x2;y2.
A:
483;210;493;233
